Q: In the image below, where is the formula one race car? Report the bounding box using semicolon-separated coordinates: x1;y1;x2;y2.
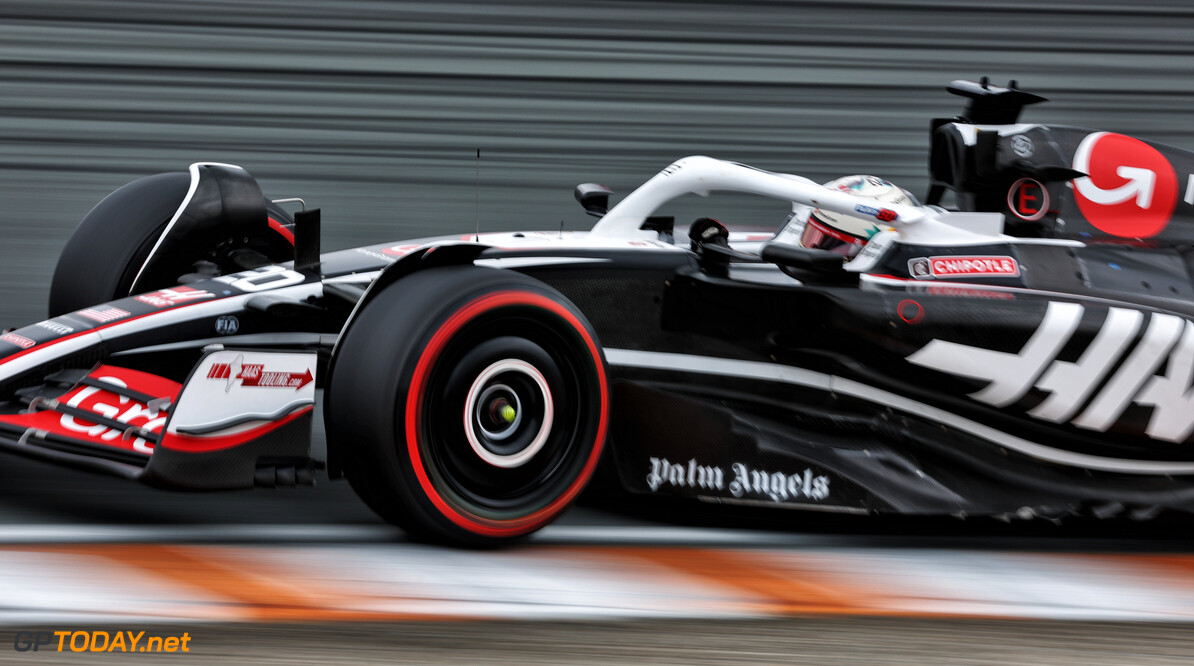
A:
3;79;1194;545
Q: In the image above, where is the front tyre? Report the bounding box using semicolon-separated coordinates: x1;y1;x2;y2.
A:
49;167;296;317
326;266;608;546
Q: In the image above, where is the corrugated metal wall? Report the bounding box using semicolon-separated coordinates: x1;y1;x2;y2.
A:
1;1;1191;322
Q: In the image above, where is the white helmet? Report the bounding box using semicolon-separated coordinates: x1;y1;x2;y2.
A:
800;175;916;258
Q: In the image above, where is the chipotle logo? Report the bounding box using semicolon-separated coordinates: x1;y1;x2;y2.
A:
910;256;1020;279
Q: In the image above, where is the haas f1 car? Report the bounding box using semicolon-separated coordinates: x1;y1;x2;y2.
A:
3;80;1194;544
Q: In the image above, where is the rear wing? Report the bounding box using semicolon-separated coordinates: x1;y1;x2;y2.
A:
928;79;1194;245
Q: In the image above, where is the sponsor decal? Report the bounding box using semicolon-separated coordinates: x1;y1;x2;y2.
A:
77;306;130;323
1008;178;1049;221
646;457;724;492
35;320;74;335
134;286;214;308
0;366;179;455
1011;134;1034;158
909;258;931;278
914;284;1016;300
910;255;1020;279
59;377;167;454
354;247;399;263
166;350;316;450
214;315;239;335
851;204;898;222
846;230;897;271
208;356;314;391
1072;132;1179;238
907;301;1194;442
646;457;830;503
875;208;897;222
0;332;35;349
832;175;889;192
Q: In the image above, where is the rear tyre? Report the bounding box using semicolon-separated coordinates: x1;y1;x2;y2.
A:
326;266;608;546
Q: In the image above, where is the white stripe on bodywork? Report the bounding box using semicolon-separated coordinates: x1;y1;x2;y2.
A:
475;256;611;269
323;271;382;284
129;162;245;293
0;282;323;384
603;348;1194;475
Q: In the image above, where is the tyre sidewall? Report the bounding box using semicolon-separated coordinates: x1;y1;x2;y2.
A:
49;172;190;316
329;266;608;545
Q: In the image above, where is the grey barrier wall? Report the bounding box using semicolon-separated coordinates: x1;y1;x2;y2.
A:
0;1;1191;324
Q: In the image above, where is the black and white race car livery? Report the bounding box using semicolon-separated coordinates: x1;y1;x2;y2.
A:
4;80;1194;544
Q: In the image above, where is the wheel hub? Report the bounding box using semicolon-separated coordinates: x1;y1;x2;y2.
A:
477;385;522;440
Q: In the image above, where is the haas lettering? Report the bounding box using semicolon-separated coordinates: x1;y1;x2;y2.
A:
907;302;1194;442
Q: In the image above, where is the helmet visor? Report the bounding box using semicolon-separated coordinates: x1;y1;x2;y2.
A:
800;217;866;258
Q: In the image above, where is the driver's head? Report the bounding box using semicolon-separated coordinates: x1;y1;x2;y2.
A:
800;175;915;258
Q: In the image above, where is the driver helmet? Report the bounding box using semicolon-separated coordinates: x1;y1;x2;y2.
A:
800;175;916;258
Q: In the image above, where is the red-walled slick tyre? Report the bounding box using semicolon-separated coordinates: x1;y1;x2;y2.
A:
326;266;609;546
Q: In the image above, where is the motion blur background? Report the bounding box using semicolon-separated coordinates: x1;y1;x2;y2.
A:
2;0;1193;327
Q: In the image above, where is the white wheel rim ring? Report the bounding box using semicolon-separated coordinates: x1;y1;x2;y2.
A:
462;359;554;469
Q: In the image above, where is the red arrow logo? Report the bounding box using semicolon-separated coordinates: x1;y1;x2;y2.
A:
236;365;313;390
1072;132;1178;237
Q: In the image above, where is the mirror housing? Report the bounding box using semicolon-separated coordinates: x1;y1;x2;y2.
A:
574;183;614;218
761;242;857;284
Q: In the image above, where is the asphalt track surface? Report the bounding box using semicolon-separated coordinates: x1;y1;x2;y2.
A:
2;1;1194;663
1;620;1193;664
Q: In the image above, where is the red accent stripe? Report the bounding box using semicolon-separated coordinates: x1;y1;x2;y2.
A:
405;291;608;538
268;217;295;245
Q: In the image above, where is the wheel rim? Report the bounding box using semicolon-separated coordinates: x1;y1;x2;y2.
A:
400;288;609;538
462;358;554;468
418;320;593;518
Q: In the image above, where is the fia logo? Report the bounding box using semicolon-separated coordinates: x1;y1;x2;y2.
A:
214;315;239;336
907;302;1194;442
